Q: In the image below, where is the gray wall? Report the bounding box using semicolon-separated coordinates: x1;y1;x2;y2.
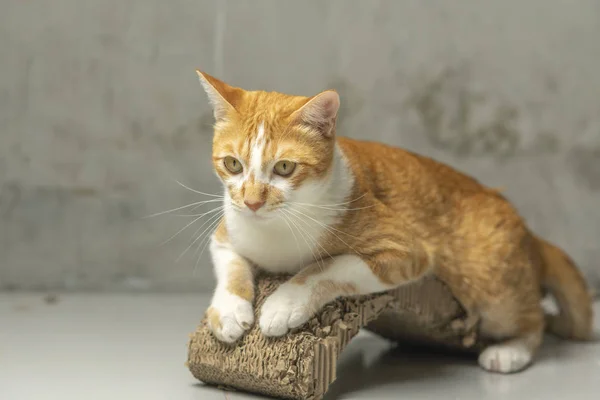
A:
1;0;599;292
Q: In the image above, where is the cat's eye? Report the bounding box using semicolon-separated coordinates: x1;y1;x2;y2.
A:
224;156;243;174
273;160;296;177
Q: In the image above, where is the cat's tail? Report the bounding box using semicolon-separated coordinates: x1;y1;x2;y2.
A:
537;236;594;341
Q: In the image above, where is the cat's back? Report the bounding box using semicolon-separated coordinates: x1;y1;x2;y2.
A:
337;137;528;249
336;137;485;200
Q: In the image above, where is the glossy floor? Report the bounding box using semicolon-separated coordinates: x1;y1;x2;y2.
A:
1;293;598;400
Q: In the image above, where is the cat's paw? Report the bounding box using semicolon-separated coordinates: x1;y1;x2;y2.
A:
478;343;533;373
259;284;312;337
206;291;254;343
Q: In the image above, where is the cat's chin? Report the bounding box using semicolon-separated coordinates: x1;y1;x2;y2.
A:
238;209;278;223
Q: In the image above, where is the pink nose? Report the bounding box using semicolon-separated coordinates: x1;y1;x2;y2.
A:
244;200;265;212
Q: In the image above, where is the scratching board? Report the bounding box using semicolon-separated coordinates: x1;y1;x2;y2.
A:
187;274;482;400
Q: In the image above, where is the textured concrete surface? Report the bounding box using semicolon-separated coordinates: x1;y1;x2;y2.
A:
1;293;599;400
0;0;599;292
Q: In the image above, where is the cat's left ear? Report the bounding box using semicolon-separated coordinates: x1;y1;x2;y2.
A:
292;90;340;138
196;70;243;122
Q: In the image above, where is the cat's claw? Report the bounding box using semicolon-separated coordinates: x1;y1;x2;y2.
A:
259;284;312;337
207;291;254;343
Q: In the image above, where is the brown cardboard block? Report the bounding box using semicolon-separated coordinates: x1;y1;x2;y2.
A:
187;274;481;400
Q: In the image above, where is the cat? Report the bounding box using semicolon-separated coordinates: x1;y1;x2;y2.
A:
196;70;593;374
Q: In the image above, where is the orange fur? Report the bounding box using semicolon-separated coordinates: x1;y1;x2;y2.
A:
206;307;222;331
226;259;255;302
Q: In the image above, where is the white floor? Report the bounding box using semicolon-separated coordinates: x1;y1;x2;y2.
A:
1;293;598;400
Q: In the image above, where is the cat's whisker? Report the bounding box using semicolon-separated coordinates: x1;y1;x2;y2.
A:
287;213;325;272
289;202;375;212
276;210;303;261
176;209;225;262
192;221;217;264
287;205;362;241
286;206;362;257
174;179;224;198
284;208;335;268
193;210;226;276
143;199;220;219
290;193;367;208
171;207;228;218
280;209;321;269
191;215;223;278
160;206;224;246
189;197;224;212
281;208;327;271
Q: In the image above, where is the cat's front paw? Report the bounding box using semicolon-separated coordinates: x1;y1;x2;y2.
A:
259;284;312;337
206;291;254;343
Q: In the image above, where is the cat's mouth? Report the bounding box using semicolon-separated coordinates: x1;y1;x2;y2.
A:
229;202;284;221
244;209;277;220
241;207;281;221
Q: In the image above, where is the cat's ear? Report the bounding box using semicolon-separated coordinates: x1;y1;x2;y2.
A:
292;90;340;138
196;70;243;121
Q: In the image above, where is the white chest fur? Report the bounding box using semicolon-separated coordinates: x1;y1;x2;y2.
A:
225;212;326;274
223;144;355;274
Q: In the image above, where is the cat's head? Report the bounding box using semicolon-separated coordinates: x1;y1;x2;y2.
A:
197;71;340;220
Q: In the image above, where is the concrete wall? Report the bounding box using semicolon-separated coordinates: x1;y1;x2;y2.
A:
1;0;599;292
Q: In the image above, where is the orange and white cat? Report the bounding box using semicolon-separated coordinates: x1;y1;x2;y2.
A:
197;70;593;374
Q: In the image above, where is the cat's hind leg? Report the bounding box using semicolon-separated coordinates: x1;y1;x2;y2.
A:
436;230;546;373
472;256;546;373
448;270;545;374
478;329;543;373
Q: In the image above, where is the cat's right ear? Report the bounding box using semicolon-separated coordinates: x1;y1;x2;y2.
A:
196;70;243;122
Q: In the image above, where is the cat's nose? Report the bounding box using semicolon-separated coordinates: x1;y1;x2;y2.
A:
244;200;265;212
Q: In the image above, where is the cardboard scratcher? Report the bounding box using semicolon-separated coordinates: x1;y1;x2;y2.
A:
187;274;483;400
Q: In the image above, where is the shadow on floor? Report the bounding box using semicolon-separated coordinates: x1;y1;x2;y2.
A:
325;333;598;399
324;336;477;400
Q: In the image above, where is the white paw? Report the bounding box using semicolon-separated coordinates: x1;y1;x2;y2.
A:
207;291;254;343
259;284;312;337
478;343;533;373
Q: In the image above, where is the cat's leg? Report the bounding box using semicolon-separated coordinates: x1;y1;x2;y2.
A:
438;234;545;373
207;230;256;343
478;273;545;373
475;267;545;373
478;327;543;373
442;266;544;373
259;252;429;337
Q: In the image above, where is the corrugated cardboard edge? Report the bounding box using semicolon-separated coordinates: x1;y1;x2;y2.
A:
187;275;480;400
